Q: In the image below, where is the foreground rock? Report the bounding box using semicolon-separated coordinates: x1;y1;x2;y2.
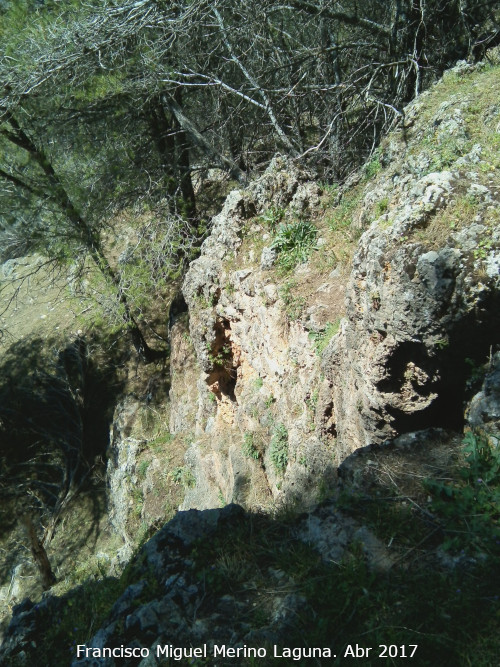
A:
0;503;395;667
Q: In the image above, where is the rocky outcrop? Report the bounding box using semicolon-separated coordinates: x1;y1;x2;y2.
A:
175;158;337;511
466;351;500;446
2;59;500;667
322;62;500;457
0;502;397;667
106;396;147;557
170;61;500;505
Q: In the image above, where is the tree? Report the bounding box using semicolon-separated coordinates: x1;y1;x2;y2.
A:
9;0;494;177
1;0;498;344
0;103;169;360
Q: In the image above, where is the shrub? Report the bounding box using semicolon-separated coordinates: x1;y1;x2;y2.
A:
271;220;317;272
424;431;500;553
270;423;288;472
259;206;285;232
138;459;150;477
170;466;196;489
242;432;260;460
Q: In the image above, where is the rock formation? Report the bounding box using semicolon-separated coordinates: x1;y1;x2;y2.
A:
1;55;499;667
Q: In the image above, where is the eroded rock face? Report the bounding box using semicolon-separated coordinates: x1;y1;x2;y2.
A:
107;399;143;522
173;64;500;505
325;216;499;455
321;81;500;457
66;505;308;667
179;158;336;511
106;397;147;558
168;314;199;435
0;502;396;667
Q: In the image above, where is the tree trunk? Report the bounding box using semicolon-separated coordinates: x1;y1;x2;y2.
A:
162;93;247;184
149;91;197;220
2;112;164;363
173;89;197;220
23;514;56;591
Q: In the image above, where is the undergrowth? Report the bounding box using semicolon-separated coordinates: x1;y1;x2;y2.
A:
5;428;499;666
270;220;317;273
269;423;289;472
423;431;500;555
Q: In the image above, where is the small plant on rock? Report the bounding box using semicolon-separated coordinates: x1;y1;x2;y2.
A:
242;432;260;460
170;466;196;489
271;220;317;272
260;206;285;232
308;320;340;354
270;423;289;472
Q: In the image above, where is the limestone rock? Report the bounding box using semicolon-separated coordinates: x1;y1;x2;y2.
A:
106;396;147;554
179;158;336;511
466;352;500;446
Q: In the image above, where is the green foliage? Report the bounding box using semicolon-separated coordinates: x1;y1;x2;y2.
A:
374;197;389;216
363;157;382;180
320;181;339;197
131;487;144;518
270;220;317;272
269;423;288;472
424;431;500;553
170;466;196;489
264;394;276;409
147;432;173;451
474;233;494;260
253;376;263;390
259;206;285;233
329;191;363;231
206;342;231;368
279;280;305;321
138;459;150;478
306;387;319;414
242;432;260;460
308;320;340;354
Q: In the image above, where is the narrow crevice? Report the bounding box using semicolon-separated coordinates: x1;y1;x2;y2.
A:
206;318;239;402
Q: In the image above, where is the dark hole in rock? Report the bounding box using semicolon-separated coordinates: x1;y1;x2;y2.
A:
376;342;433;395
168;291;188;332
206;318;239;402
381;290;500;434
320;400;337;438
